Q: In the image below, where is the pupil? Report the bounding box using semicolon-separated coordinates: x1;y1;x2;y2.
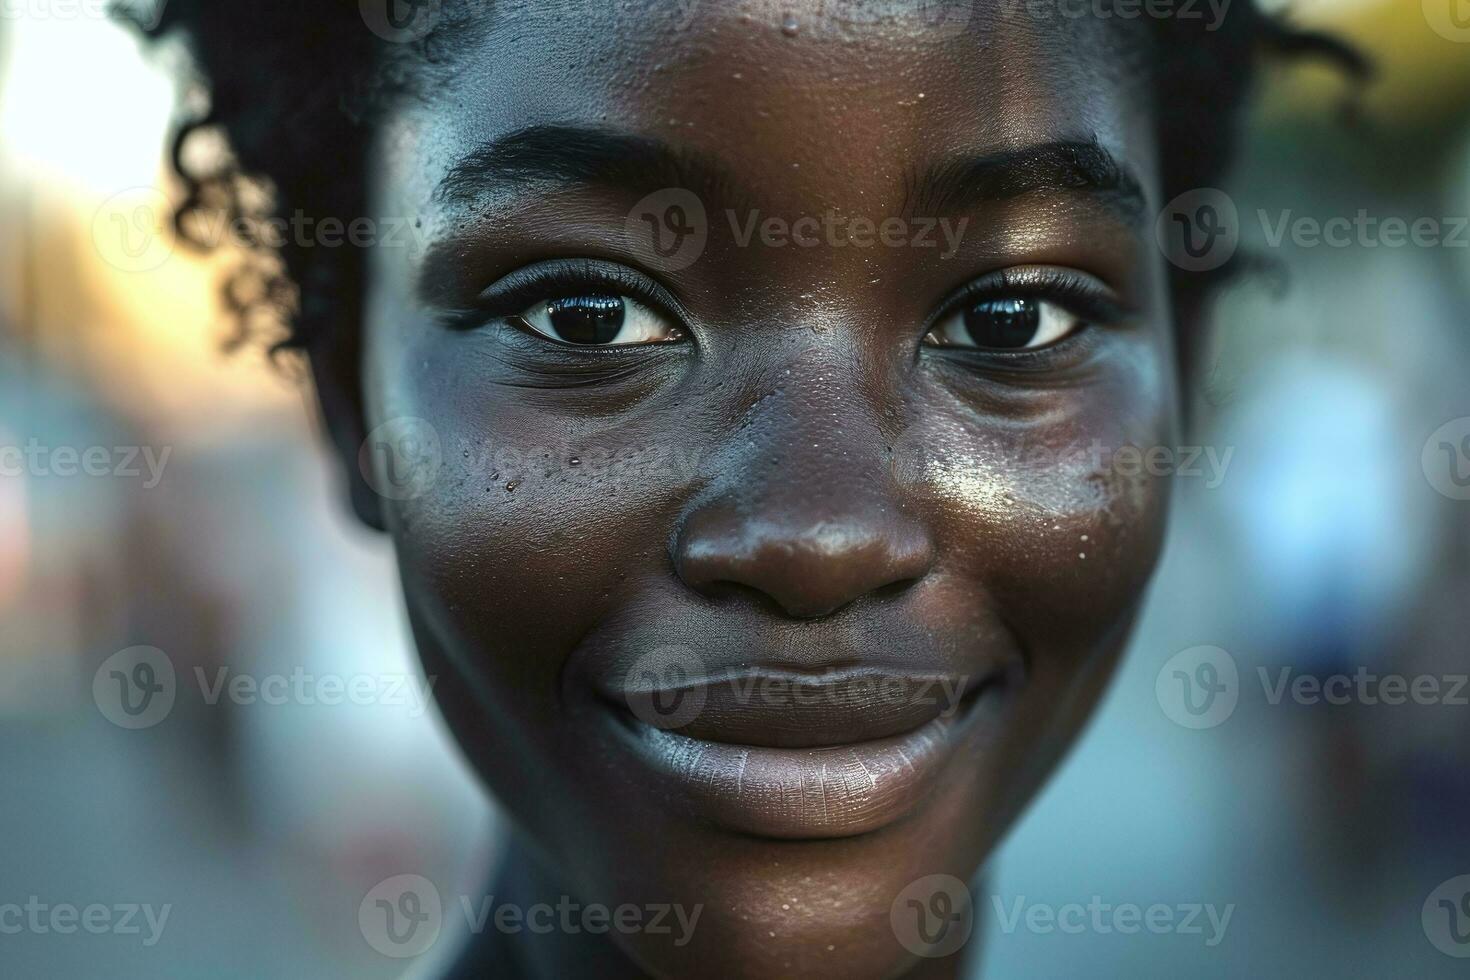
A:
546;295;626;344
963;297;1040;349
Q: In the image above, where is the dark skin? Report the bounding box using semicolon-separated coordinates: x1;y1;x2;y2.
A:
312;2;1178;976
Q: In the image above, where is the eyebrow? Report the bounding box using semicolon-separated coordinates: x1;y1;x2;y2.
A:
435;125;1145;226
435;124;753;213
909;138;1147;225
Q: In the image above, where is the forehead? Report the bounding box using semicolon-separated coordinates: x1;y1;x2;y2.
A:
379;0;1157;218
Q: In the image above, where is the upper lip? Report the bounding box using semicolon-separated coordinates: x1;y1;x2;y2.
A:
577;611;1013;749
612;667;984;747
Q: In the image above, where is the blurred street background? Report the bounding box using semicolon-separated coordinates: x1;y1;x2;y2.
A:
1;2;1468;976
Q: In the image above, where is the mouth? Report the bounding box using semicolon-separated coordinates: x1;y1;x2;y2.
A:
597;667;1012;840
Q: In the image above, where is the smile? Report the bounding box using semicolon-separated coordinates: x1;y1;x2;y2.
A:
601;666;1013;840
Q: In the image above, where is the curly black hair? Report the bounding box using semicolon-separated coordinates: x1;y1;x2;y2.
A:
118;0;1367;371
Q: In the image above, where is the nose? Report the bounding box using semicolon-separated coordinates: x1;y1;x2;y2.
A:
672;358;935;620
674;506;935;619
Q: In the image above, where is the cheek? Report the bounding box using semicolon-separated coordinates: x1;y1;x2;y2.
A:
364;317;693;680
899;348;1175;649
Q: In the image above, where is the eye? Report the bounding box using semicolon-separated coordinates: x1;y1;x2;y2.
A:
924;296;1084;351
513;293;682;346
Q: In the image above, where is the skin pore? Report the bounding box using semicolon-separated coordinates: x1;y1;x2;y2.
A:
314;1;1180;976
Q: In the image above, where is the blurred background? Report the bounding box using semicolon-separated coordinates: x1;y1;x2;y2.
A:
0;2;1467;977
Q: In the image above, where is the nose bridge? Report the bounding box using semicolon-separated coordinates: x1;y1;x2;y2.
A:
751;356;894;515
672;350;934;619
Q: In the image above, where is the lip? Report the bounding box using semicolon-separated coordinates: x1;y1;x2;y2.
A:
571;602;1023;839
625;669;978;747
600;669;1006;840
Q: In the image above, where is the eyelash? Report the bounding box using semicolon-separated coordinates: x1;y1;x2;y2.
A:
444;260;1128;348
443;258;685;336
929;266;1128;341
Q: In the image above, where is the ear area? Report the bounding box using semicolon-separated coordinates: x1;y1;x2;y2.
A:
306;325;386;532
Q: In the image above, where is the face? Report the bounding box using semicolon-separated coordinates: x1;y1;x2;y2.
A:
335;1;1177;976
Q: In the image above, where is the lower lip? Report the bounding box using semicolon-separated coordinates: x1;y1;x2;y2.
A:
610;700;983;840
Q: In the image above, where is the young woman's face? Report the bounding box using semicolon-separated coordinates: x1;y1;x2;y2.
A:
352;2;1175;975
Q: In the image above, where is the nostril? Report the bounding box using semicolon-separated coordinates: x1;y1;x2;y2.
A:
687;578;823;619
869;576;923;602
